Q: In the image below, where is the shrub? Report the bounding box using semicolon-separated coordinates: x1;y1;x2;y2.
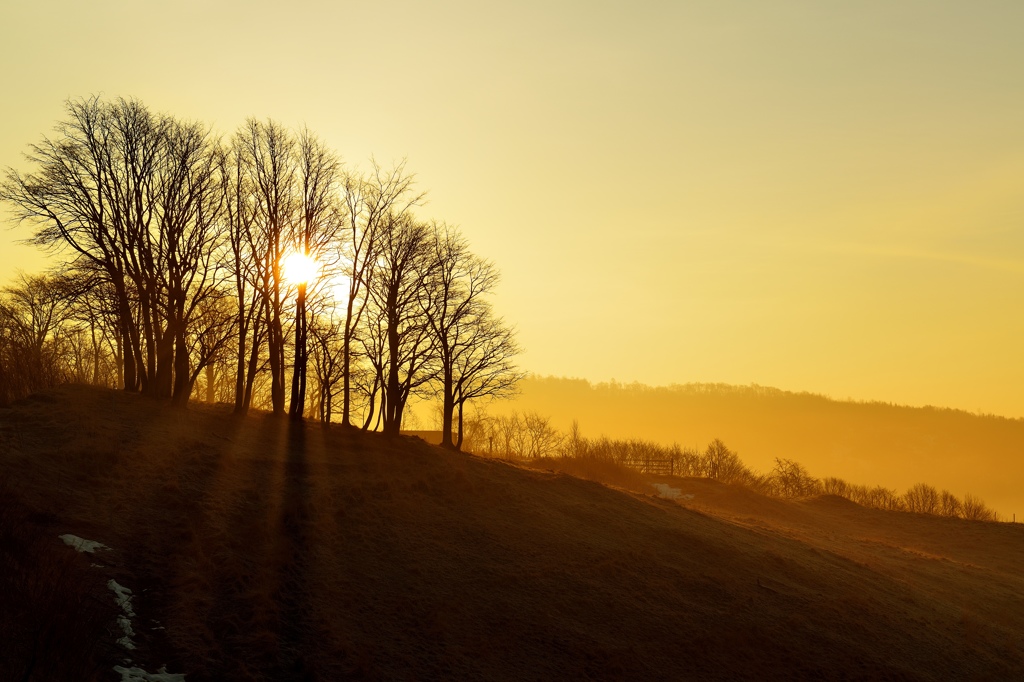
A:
939;490;962;518
767;458;821;498
904;483;940;514
961;493;996;521
701;439;750;484
821;477;850;497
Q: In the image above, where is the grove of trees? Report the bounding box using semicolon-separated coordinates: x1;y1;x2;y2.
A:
0;96;522;447
463;413;999;522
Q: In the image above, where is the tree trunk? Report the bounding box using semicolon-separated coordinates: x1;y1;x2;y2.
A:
455;400;466;451
289;283;307;420
340;297;354;426
383;290;402;435
206;363;216;404
171;334;190;407
155;322;176;399
113;280;138;392
269;294;285;415
440;365;455;449
233;301;248;413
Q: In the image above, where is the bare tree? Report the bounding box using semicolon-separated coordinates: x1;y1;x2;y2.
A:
2;97;526;422
355;298;388;430
64;268;122;387
233;118;297;415
0;273;74;401
419;224;523;449
156;117;228;405
562;419;587;458
768;458;820;498
1;97;228;406
336;162;422;426
939;490;962;517
288;130;342;419
183;289;236;402
223;135;264;413
960;493;995;521
701;439;748;483
1;97;152;391
307;297;346;422
904;483;940;514
495;412;525;457
450;310;522;450
821;477;851;497
366;213;437;435
523;412;562;458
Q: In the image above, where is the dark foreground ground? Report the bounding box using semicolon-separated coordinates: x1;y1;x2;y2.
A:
1;385;1023;681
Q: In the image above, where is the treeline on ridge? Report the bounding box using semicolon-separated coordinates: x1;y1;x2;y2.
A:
460;411;999;522
0;96;523;447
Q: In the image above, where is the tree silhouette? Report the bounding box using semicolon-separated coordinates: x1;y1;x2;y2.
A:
1;95;523;424
336;162;422;426
367;214;437;435
288;130;342;420
1;98;225;403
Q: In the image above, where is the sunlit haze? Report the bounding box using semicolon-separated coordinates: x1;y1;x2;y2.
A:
282;252;320;287
1;1;1022;416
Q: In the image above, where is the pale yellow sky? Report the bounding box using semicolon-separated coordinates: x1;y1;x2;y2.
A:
1;1;1022;415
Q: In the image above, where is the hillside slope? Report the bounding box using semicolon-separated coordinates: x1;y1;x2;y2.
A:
2;385;1023;681
487;376;1024;517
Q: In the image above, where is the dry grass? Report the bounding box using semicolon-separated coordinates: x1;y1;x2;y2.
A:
0;475;118;682
2;385;1024;680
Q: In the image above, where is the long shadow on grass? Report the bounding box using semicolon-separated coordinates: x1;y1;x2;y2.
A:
272;419;314;681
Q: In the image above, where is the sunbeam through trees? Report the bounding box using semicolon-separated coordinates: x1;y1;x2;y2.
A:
0;96;523;447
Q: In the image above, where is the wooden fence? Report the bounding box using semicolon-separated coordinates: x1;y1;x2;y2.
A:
622;457;675;477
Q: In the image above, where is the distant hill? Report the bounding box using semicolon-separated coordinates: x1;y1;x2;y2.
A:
488;376;1024;518
2;385;1024;680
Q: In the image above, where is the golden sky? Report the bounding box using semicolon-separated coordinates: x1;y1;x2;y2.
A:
1;1;1022;416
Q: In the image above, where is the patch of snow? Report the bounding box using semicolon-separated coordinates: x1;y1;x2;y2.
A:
117;616;136;649
108;579;136;617
109;579;138;650
652;484;696;501
59;534;109;553
59;538;185;680
113;665;186;682
652;483;682;500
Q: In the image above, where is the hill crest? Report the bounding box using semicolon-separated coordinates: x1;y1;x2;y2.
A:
2;385;1023;680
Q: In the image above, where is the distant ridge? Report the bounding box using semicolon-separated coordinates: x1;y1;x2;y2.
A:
488;375;1024;518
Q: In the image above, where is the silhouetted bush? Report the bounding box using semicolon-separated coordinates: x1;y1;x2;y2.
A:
767;458;821;498
0;275;72;404
961;493;997;521
904;483;940;514
821;477;851;497
469;411;563;458
700;438;751;483
939;490;962;517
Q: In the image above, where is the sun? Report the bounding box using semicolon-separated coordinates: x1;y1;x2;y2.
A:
282;251;319;285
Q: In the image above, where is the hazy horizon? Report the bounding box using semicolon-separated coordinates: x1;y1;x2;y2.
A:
511;373;1024;419
469;375;1024;518
2;1;1023;417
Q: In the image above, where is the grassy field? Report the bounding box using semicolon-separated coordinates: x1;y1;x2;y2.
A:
2;385;1023;680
